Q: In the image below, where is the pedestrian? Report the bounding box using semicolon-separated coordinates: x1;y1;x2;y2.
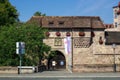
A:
52;61;56;70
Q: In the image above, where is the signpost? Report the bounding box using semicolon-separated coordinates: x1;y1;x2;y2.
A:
16;42;25;74
112;44;116;72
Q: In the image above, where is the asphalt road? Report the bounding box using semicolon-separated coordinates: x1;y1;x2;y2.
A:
0;71;120;80
0;77;120;80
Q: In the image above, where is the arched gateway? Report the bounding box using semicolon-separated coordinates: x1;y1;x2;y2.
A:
48;51;66;70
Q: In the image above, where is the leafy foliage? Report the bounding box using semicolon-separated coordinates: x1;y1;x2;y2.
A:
34;11;46;16
0;0;19;26
0;23;51;66
48;51;57;59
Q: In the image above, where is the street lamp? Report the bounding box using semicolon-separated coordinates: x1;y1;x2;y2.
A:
112;44;116;72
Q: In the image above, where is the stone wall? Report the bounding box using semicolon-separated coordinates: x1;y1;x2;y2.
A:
0;67;18;73
72;30;120;72
43;29;120;72
113;6;120;28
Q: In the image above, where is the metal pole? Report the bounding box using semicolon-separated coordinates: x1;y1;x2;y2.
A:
19;54;22;74
113;48;116;72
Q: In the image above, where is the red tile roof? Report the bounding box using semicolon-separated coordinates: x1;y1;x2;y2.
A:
104;24;114;29
28;16;105;29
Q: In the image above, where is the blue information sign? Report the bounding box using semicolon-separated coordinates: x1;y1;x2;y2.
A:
16;42;25;54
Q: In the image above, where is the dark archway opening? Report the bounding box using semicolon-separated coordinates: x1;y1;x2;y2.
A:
48;51;66;70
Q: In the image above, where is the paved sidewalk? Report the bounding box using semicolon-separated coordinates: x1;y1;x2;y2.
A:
0;70;120;78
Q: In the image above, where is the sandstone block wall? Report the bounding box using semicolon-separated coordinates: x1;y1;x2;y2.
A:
44;29;120;72
0;67;18;74
73;31;120;72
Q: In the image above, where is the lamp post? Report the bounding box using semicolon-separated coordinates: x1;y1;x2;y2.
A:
112;44;116;72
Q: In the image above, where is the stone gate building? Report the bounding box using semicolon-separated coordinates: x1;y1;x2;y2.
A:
28;2;120;72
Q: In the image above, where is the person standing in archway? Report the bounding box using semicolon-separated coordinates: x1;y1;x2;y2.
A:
52;60;57;70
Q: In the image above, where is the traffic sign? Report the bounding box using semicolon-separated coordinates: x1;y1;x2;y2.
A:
16;42;25;54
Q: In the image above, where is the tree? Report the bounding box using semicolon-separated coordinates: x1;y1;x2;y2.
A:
34;11;46;16
0;23;51;66
0;0;19;26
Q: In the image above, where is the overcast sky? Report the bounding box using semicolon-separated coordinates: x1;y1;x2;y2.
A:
9;0;119;24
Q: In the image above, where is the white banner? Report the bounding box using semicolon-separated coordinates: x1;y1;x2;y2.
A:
64;38;68;54
67;37;71;54
64;37;72;73
64;37;71;54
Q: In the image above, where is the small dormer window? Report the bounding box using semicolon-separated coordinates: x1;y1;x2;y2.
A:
115;22;117;27
59;21;64;25
49;21;54;25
